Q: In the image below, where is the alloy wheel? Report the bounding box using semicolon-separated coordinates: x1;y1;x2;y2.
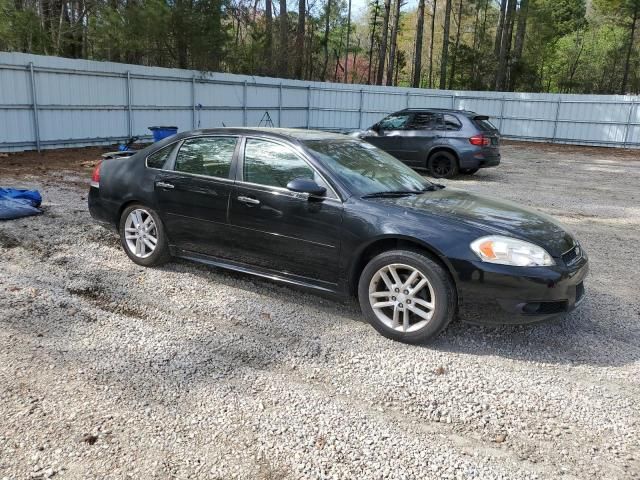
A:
368;263;436;333
432;156;453;177
124;208;158;258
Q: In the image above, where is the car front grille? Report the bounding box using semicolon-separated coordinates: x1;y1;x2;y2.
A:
562;243;582;265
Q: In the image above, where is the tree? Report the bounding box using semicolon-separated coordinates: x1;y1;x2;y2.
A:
439;0;452;89
295;0;306;78
264;0;274;74
412;0;425;87
386;0;402;86
279;0;288;76
428;0;437;88
376;0;392;84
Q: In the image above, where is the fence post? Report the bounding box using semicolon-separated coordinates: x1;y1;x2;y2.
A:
243;80;248;127
451;94;456;109
406;91;411;109
552;97;562;143
306;85;311;129
358;89;364;129
191;76;196;129
28;62;41;152
623;101;635;148
278;83;283;127
126;71;133;138
498;95;505;132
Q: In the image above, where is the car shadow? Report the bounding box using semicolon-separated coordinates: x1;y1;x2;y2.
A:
161;261;639;369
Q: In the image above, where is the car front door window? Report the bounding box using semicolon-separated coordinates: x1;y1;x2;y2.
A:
378;114;411;130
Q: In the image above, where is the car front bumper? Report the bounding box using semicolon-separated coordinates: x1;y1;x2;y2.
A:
454;256;589;325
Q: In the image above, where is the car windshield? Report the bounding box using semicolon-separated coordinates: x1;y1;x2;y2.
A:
303;139;434;196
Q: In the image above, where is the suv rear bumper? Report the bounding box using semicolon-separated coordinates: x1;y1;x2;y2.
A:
460;151;501;170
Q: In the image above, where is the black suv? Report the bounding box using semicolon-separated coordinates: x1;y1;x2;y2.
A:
352;108;501;178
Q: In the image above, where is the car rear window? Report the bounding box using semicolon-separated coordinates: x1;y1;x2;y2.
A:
473;118;498;132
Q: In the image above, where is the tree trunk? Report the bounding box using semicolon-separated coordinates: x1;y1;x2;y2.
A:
439;0;452;89
294;0;305;78
494;0;506;57
511;0;528;88
376;0;391;85
428;0;436;88
344;0;352;82
367;0;379;84
495;0;515;90
265;0;273;74
621;0;639;94
278;0;288;76
412;0;425;87
386;0;401;86
322;0;331;80
448;0;463;89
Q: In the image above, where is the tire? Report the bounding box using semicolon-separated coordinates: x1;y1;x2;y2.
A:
460;168;479;175
119;204;171;267
357;250;457;344
428;151;459;178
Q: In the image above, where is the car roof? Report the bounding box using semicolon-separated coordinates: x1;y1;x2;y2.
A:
170;127;348;142
396;108;479;116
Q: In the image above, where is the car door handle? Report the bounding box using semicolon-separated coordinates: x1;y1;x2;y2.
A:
237;195;260;205
155;181;175;189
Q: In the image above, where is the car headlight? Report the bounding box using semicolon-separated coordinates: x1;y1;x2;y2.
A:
470;235;555;267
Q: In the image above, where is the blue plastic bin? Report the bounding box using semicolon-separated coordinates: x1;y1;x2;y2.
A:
149;126;178;142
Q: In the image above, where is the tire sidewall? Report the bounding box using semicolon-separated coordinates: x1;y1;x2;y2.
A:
428;151;459;178
119;204;170;267
357;250;456;343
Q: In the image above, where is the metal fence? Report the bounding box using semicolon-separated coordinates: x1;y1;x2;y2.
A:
1;51;639;152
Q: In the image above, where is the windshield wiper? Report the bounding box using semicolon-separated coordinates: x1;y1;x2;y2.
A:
361;185;442;199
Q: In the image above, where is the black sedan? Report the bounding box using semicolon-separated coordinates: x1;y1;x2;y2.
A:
89;128;588;343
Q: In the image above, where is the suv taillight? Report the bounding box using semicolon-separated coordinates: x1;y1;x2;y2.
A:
90;161;102;188
469;135;490;146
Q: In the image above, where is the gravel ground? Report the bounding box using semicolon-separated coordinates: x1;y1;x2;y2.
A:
0;143;639;479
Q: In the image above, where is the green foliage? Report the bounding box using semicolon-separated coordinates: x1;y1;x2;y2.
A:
0;0;637;93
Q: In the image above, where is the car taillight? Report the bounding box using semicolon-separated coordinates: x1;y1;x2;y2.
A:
469;135;490;146
90;161;102;188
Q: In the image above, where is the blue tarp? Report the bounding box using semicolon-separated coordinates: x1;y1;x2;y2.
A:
0;188;43;220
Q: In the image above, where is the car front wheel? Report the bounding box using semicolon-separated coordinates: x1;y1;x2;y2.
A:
358;250;456;343
119;204;171;267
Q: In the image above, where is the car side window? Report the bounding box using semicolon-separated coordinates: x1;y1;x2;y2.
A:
243;139;336;198
378;113;411;130
443;114;462;130
174;137;237;179
408;112;440;130
147;144;174;169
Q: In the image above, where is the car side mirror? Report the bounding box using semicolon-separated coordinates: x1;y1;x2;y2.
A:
286;178;326;198
371;123;382;133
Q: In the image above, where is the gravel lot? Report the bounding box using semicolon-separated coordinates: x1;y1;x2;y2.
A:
1;142;639;479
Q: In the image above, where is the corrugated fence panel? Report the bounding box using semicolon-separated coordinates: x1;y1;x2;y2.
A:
1;52;639;151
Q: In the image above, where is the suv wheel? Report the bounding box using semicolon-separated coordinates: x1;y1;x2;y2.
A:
119;204;171;267
428;151;459;178
358;250;456;343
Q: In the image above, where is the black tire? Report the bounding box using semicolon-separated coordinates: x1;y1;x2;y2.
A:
357;250;457;344
460;168;479;175
119;204;171;267
428;151;459;178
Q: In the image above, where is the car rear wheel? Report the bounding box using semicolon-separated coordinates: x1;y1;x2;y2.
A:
428;151;459;178
119;204;171;267
358;250;456;343
460;168;479;175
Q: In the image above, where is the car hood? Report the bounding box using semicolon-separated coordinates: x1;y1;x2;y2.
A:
380;188;575;256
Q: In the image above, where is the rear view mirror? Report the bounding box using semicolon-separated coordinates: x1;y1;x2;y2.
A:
286;178;326;197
